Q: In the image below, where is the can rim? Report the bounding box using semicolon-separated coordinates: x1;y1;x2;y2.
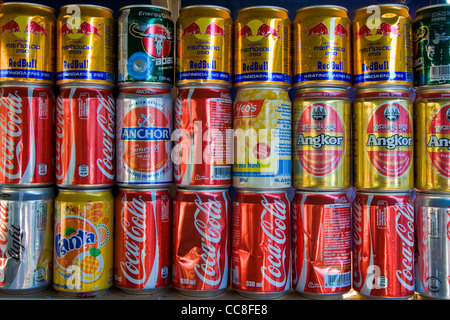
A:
416;3;450;15
58;82;114;90
354;85;412;92
57;188;112;193
354;3;409;13
118;187;170;192
294;189;349;194
0;81;56;89
295;5;347;13
176;83;231;90
59;4;113;13
119;4;172;14
118;82;173;89
180;5;231;14
0;186;55;193
0;2;55;11
235;84;289;91
176;188;230;193
237;6;288;14
235;188;290;193
355;191;411;196
295;86;349;92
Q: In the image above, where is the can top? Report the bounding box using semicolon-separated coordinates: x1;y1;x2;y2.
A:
295;5;347;13
355;190;411;196
119;4;172;14
59;82;114;90
1;2;55;12
237;5;288;14
118;187;170;192
416;4;450;15
176;82;231;90
354;3;409;14
295;189;348;195
0;81;56;89
180;5;231;14
58;187;112;193
59;4;113;13
118;81;172;90
354;85;411;98
235;84;290;91
235;188;290;193
415;85;450;99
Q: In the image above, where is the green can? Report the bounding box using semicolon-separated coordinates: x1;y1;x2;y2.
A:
118;5;174;85
413;4;450;86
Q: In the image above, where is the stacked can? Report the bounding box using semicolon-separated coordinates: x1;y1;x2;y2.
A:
0;2;56;294
351;4;415;299
413;4;450;300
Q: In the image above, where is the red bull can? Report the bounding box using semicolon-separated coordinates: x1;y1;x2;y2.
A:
234;6;291;87
176;5;232;87
352;4;413;87
0;2;56;84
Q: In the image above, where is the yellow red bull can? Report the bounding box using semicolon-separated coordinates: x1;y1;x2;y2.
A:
352;4;413;87
293;5;351;88
57;5;115;86
0;2;56;84
234;6;291;87
176;5;232;87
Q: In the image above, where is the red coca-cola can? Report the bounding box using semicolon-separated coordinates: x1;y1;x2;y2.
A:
173;85;232;188
0;84;55;186
292;190;352;299
352;191;415;299
232;189;291;299
55;84;115;187
172;188;231;297
114;188;172;294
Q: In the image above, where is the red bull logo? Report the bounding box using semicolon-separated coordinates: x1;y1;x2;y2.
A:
305;20;349;39
0;17;47;37
355;21;401;39
237;20;281;40
179;18;227;39
59;20;103;38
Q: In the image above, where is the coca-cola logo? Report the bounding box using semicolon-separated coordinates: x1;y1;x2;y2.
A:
55;95;65;181
0;202;9;286
395;199;415;292
96;92;115;180
352;198;363;288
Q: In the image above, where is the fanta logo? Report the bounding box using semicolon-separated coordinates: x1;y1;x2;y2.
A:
238;20;281;41
130;23;172;58
55;228;96;258
180;18;227;39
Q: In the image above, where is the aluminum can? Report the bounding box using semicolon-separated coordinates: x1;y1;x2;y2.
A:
293;5;351;88
415;191;450;300
55;84;115;188
233;86;292;189
114;188;171;295
0;83;55;186
353;86;413;190
116;84;172;187
173;85;232;188
293;87;351;189
352;191;415;299
232;189;291;299
176;5;232;86
352;4;413;87
53;188;114;297
118;5;174;85
0;2;56;84
292;190;352;299
0;187;53;294
172;188;230;297
234;6;291;87
57;4;115;86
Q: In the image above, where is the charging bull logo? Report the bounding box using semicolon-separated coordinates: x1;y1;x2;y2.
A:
130;23;172;58
179;17;227;39
305;20;349;39
237;19;281;41
0;16;48;38
59;20;103;38
355;20;402;40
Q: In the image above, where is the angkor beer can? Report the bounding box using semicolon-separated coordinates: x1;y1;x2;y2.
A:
176;5;232;86
57;5;115;86
0;2;56;84
234;6;291;87
415;191;450;300
55;84;115;188
118;5;174;85
172;189;230;297
116;84;172;187
0;84;55;186
114;188;171;295
293;5;351;88
53;188;114;297
173;85;232;188
293;87;351;189
233;86;292;189
353;87;414;190
353;191;415;299
352;4;413;87
292;190;352;298
0;187;54;294
232;189;291;299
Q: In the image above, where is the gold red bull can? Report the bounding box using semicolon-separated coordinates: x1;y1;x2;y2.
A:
0;2;56;84
234;6;291;87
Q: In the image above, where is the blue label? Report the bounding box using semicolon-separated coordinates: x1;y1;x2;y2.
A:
234;72;291;84
177;70;231;82
121;127;170;141
57;70;115;82
1;69;54;81
353;72;413;84
127;52;154;81
294;71;351;83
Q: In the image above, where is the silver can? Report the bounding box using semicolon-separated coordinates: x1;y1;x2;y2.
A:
0;187;54;294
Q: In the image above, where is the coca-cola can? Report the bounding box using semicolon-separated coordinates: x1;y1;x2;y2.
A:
0;187;54;294
0;83;55;186
352;191;415;299
114;188;172;294
55;84;115;188
292;190;352;299
172;188;230;297
232;189;291;299
173;85;232;188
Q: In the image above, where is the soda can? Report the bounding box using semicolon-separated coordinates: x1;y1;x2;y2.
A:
55;84;115;188
352;4;413;87
352;191;415;299
0;83;55;186
176;5;232;87
53;188;114;297
118;5;174;85
172;188;230;297
173;85;232;188
57;4;115;86
415;191;450;300
0;187;54;294
292;190;352;299
353;86;414;191
234;6;291;87
293;5;351;88
233;86;292;189
116;83;172;187
0;2;56;84
293;87;351;190
114;188;171;295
